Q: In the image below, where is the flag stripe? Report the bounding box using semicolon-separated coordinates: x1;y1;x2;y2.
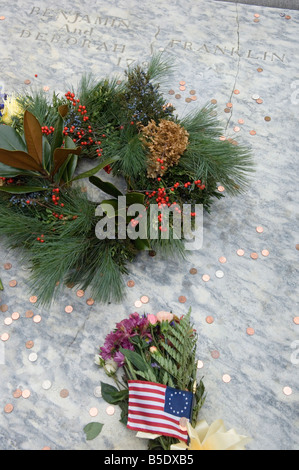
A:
127;423;188;441
129;394;165;404
129;409;182;426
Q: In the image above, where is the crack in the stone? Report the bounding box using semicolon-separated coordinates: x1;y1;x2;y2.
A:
64;310;93;356
226;2;241;131
150;26;161;55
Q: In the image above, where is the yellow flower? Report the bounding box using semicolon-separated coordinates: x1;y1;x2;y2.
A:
1;96;23;125
171;420;251;451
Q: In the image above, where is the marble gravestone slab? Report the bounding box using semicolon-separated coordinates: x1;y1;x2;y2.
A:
0;0;298;451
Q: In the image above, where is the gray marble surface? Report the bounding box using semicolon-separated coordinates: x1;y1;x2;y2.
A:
0;0;298;451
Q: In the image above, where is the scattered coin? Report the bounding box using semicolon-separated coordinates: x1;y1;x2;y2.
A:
197;360;204;369
251;253;259;260
222;374;231;384
13;389;22;399
238;119;245;124
254;13;260;18
65;306;73;314
25;341;34;349
219;136;226;141
179;296;187;303
211;99;217;104
246;328;255;336
191;96;197;101
249;130;257;136
42;447;51;450
9;280;17;287
253;18;260;23
226;102;233;108
224;108;231;113
0;16;6;20
219;256;227;264
264;116;271;122
185;98;192;103
202;274;210;282
29;352;38;363
293;317;299;325
237;249;245;257
134;300;142;308
234;89;240;95
33;315;42;323
256;98;263;104
296;244;299;251
25;310;34;318
256;226;264;233
168;90;175;95
4;318;13;326
141;295;149;304
0;305;8;312
234;126;241;132
60;389;69;398
283;386;292;396
4;263;12;270
86;298;95;306
89;407;99;417
285;15;291;20
261;250;270;257
22;389;31;399
11;312;20;320
127;280;135;288
106;405;115;416
215;270;224;279
211;350;220;359
179;86;186;91
206;316;214;324
218;186;225;192
24;80;31;85
1;333;9;342
149;250;156;257
190;90;196;95
189;268;198;275
43;86;50;92
42;380;52;391
257;68;263;73
4;404;13;414
252;94;260;100
29;296;38;304
175;94;181;100
76;290;85;298
179;80;186;86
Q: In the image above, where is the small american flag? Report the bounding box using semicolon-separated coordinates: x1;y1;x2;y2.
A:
127;380;193;443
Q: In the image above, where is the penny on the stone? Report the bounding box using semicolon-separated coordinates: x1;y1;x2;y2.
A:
295;244;299;251
22;389;31;399
211;350;220;359
106;405;115;416
168;90;175;95
86;298;95;306
251;253;259;260
189;268;198;275
1;333;10;342
60;389;69;398
134;300;142;308
4;404;14;414
283;386;292;396
11;312;20;320
202;274;210;282
29;296;38;304
4;317;13;326
89;407;99;417
293;317;299;325
206;316;214;324
24;80;31;85
261;250;270;257
26;341;34;349
33;315;42;323
25;310;34;318
76;290;85;298
218;186;225;192
9;280;17;287
264;116;271;122
65;306;73;314
222;374;231;384
4;263;12;270
141;296;149;304
175;94;181;100
179;296;187;303
127;280;135;288
13;389;22;399
219;256;227;264
237;249;245;257
246;328;255;336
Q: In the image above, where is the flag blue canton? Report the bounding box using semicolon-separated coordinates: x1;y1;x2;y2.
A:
164;386;193;418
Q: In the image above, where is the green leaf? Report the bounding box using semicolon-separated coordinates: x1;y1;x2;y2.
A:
0;279;3;291
119;347;150;372
0;124;27;152
0;186;48;194
65;136;79;181
71;156;120;182
83;422;104;441
0;163;34;178
89;175;123;199
126;192;145;206
133;238;150;251
100;382;128;404
42;137;52;172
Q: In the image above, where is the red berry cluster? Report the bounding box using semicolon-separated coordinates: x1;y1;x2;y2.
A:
51;188;65;220
41;126;55;135
36;234;45;243
0;177;14;184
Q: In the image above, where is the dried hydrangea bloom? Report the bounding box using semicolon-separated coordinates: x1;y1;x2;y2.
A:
141;119;189;178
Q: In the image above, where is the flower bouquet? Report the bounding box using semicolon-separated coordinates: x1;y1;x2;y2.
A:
95;309;206;450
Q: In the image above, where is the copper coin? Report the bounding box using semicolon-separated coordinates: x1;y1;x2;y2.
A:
251;253;259;260
60;389;69;398
26;341;34;349
4;404;13;414
1;333;10;342
11;312;20;321
127;280;135;288
22;390;31;399
25;310;34;318
206;316;214;324
296;244;299;251
106;405;115;416
65;306;73;314
256;98;263;104
43;86;50;92
234;89;240;95
76;290;85;298
24;80;31;85
179;417;188;431
89;407;99;417
134;300;142;308
285;15;291;20
190;90;196;95
0;305;8;312
185;98;192;103
0;16;6;20
261;250;269;257
42;447;51;451
218;186;225;192
254;13;260;18
9;280;17;287
168;90;175;95
264;116;271;122
4;317;12;326
211;99;217;104
237;249;245;257
86;298;95;306
283;386;292;396
224;108;231;113
257;68;263;72
175;94;181;100
191;96;197;101
246;327;255;336
189;268;197;275
219;136;226;141
29;296;38;304
13;389;22;399
141;295;149;304
256;226;264;233
66;282;75;289
250;130;256;135
238;119;245;124
226;102;233;108
4;263;12;270
202;274;210;282
33;315;42;323
179;81;186;86
253;18;260;23
222;374;231;383
179;296;187;303
219;256;227;264
149;250;156;257
293;317;299;325
234;126;241;132
179;86;186;91
211;350;220;359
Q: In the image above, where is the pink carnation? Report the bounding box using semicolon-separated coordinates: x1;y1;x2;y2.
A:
147;314;158;325
156;311;174;323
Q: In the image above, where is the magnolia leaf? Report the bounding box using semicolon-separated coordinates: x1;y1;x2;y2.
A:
65;136;79;182
52;147;81;176
0;162;35;178
89;175;123;199
23;110;43;166
0;185;48;194
83;422;104;441
58;104;69;118
42;137;52;172
133;238;150;251
0;125;27;152
71;156;120;182
0;149;43;172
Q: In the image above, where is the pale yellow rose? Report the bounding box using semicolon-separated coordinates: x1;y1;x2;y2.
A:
1;96;24;125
